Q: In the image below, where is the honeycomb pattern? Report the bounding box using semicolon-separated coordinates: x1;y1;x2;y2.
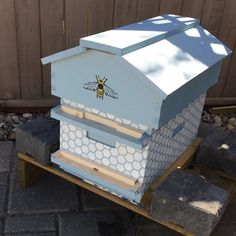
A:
61;98;150;133
60;122;148;182
57;94;206;201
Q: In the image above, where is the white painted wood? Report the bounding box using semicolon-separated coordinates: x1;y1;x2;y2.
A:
80;14;199;55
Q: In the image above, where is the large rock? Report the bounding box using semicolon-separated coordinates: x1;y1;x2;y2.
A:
196;128;236;177
16;117;59;165
149;170;228;236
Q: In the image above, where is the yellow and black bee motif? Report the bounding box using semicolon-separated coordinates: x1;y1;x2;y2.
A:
83;75;118;100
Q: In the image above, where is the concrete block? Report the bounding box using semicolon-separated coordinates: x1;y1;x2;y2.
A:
196;129;236;177
16;117;59;165
149;170;228;236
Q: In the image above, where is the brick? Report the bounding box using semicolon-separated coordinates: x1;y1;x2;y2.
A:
8;172;79;215
4;215;56;234
149;170;228;236
16;117;59;165
0;141;14;172
196;129;236;177
81;189;126;211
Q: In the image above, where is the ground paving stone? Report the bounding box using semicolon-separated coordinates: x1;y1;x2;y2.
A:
8;172;79;215
81;189;127;211
4;215;56;234
0;142;13;172
0;187;6;217
0;173;8;186
58;211;135;236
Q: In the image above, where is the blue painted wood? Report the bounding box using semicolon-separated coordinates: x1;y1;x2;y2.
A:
159;61;222;127
41;46;86;65
51;153;143;202
51;105;150;150
80;14;199;55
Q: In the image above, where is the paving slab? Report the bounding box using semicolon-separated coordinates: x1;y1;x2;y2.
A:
8;172;79;215
0;173;8;186
0;141;13;172
0;187;6;216
4;214;56;234
81;189;127;211
59;211;135;236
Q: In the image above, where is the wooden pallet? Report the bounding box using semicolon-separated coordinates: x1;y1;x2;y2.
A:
17;138;236;236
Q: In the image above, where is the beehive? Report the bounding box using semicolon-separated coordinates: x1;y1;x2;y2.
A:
42;14;231;202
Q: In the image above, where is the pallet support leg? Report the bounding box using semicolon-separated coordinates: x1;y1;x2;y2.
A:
18;157;48;188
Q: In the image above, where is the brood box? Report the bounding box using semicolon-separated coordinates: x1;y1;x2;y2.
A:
42;14;231;202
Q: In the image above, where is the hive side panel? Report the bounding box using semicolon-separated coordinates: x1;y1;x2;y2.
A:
139;93;206;195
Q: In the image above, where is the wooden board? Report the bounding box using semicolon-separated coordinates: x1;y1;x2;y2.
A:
136;0;160;21
212;105;236;114
55;150;138;186
40;0;65;98
113;0;138;28
60;104;144;139
88;0;114;35
159;0;183;15
181;0;204;19
0;0;20;100
15;0;42;99
65;0;88;48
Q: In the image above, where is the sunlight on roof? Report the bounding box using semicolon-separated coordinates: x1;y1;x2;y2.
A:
210;43;228;56
185;28;201;38
152;19;171;24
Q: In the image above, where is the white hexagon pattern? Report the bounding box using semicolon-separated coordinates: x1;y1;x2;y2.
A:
59;94;206;199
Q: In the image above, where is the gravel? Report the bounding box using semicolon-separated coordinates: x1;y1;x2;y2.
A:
0;112;50;141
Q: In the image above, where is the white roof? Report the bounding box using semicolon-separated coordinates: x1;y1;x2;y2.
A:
123;25;231;95
80;14;199;55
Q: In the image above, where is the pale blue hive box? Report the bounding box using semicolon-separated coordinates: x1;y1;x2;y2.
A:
42;14;231;203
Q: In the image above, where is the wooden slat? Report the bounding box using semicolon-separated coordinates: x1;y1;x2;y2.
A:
56;150;138;186
18;152;195;236
65;0;88;48
207;0;236;97
181;0;204;19
0;0;20;99
211;106;236;114
159;0;183;15
88;0;114;35
15;0;42;99
40;0;65;98
113;0;138;28
136;0;160;21
60;104;144;139
206;97;236;106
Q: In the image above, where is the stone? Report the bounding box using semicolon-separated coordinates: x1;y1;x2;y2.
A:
0;122;4;128
8;131;16;141
12;115;20;123
4;215;56;234
16;117;60;165
0;130;4;140
214;115;222;125
228;117;236;127
196;129;236;177
23;113;33;119
149;170;228;236
227;124;234;131
59;211;134;236
8;173;79;215
81;189;126;211
0;141;14;172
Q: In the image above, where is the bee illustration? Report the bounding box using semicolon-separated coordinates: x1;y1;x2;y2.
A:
83;75;118;100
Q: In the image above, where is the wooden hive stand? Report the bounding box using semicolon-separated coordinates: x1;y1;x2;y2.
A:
17;138;236;236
